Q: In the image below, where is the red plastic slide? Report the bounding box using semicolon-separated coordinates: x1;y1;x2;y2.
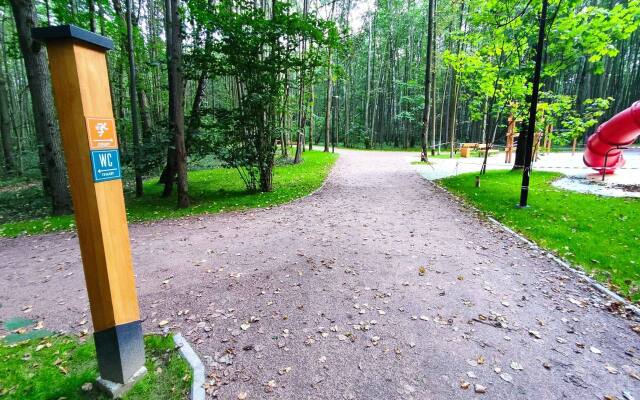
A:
583;100;640;174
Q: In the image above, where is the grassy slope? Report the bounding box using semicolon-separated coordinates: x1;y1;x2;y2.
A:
0;151;337;237
439;170;640;301
0;334;190;399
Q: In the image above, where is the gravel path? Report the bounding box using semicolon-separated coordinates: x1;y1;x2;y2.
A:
1;150;639;399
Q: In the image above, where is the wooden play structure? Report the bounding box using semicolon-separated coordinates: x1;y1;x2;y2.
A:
505;114;518;163
459;142;488;157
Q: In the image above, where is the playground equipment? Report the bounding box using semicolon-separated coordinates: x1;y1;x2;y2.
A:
505;114;519;163
460;143;487;157
583;100;640;174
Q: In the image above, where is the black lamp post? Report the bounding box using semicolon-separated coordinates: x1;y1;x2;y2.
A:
519;0;549;208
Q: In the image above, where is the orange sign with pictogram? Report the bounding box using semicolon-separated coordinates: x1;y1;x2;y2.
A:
86;117;118;150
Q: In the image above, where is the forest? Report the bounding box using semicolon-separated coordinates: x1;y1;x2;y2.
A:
0;0;639;215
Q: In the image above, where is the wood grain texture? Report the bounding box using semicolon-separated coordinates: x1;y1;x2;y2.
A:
46;40;140;332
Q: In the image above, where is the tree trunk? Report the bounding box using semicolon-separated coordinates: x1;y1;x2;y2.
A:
364;17;373;148
259;158;273;192
88;0;96;32
294;0;308;163
324;47;333;152
448;1;464;159
0;53;16;174
308;83;314;150
281;69;290;158
126;0;143;197
420;0;434;162
429;0;437;156
166;0;189;207
513;117;528;169
10;0;72;215
138;88;152;143
430;48;437;156
187;70;207;151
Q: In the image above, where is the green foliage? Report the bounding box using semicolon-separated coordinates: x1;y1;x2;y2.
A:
0;334;190;399
541;93;612;144
548;0;640;73
187;0;338;192
440;0;638;137
440;170;640;301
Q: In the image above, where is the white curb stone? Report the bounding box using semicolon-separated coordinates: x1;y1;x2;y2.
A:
173;333;205;400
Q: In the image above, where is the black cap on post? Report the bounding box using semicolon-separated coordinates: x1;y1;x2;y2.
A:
31;24;113;51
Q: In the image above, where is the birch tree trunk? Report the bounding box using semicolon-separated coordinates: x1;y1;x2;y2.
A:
324;47;333;152
364;17;373;148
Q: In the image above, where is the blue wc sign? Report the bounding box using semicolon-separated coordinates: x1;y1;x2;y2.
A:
90;149;122;182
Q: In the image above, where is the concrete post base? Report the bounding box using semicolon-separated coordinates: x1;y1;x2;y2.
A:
96;366;147;399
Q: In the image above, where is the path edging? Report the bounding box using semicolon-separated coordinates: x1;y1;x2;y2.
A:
428;178;640;318
486;216;640;318
173;333;205;400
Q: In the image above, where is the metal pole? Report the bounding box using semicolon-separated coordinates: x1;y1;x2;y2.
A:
602;150;610;181
518;0;548;208
601;146;627;181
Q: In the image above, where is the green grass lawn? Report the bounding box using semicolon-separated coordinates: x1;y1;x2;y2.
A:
0;151;337;237
0;333;190;399
439;170;640;301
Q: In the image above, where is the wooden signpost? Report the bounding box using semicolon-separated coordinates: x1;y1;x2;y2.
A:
31;25;146;397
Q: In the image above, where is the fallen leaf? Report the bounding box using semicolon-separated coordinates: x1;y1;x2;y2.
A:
500;373;513;383
278;367;291;375
510;361;523;371
605;364;618;374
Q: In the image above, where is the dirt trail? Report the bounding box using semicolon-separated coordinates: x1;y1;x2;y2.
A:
1;150;639;399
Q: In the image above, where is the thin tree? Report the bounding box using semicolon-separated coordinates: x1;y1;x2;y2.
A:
324;0;336;152
364;16;373;148
9;0;72;215
0;48;16;174
125;0;144;196
448;0;464;158
324;47;333;152
420;0;435;161
164;0;189;207
429;0;437;155
293;0;309;163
